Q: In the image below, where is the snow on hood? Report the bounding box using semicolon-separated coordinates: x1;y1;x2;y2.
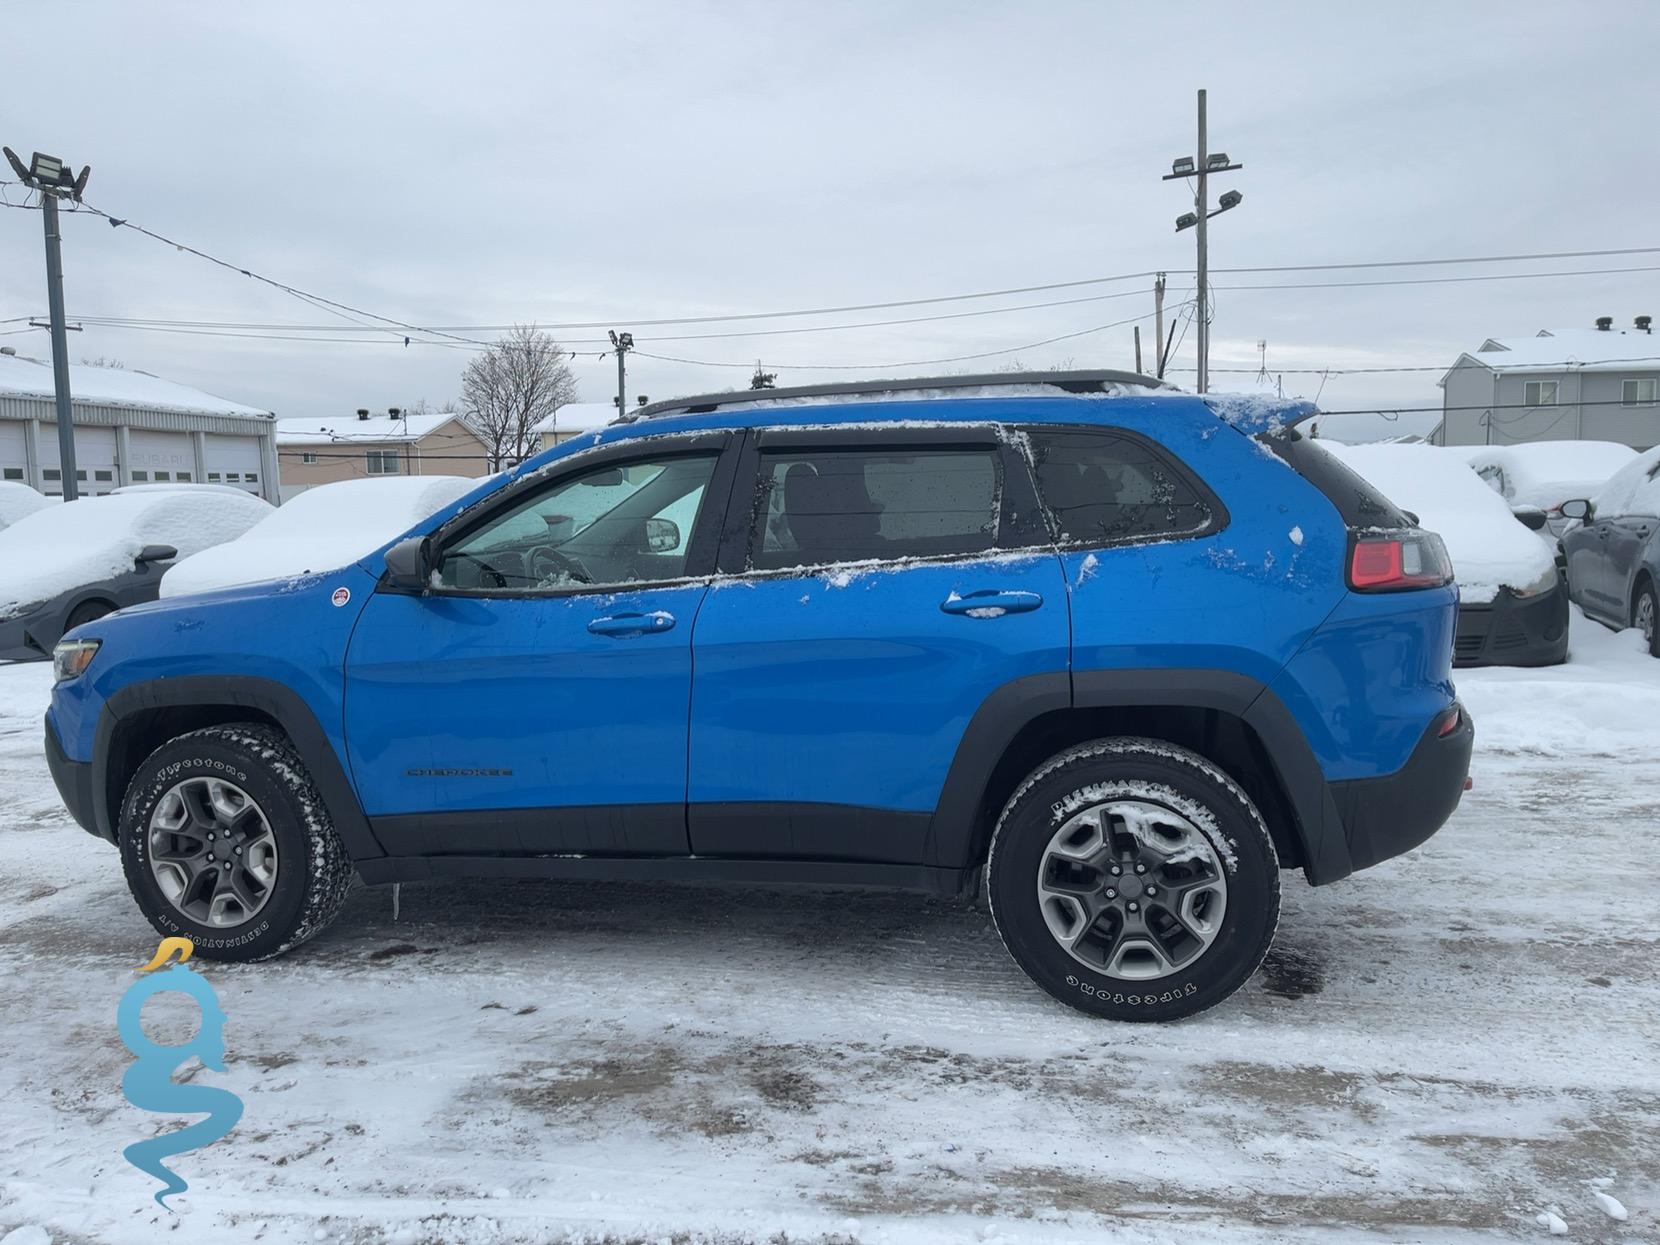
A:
0;489;272;618
0;482;53;531
1317;442;1555;603
1444;441;1637;510
1587;444;1660;519
161;475;477;598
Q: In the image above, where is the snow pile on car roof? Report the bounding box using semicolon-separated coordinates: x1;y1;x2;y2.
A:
162;475;479;598
1444;441;1637;509
0;489;272;617
1588;444;1660;519
1317;442;1555;603
0;482;53;531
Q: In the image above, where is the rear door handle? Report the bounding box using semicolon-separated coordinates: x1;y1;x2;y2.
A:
940;589;1043;617
588;611;676;637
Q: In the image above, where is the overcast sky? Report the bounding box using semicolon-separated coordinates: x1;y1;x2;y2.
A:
5;2;1659;439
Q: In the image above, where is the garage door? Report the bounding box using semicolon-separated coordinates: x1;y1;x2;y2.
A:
41;424;118;496
126;430;194;486
203;434;265;495
0;423;26;485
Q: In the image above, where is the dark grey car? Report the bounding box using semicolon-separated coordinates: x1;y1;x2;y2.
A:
0;543;177;661
1559;457;1660;657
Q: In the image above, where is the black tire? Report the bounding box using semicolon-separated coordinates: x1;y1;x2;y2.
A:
118;724;354;961
1634;579;1659;658
64;599;115;632
987;738;1280;1022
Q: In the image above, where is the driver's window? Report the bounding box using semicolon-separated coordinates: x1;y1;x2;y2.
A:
436;451;719;592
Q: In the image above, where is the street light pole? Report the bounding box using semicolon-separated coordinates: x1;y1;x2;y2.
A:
1163;91;1242;396
609;330;633;419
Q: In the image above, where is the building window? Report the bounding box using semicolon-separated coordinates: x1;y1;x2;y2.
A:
131;470;148;482
208;472;222;482
245;472;258;483
2;468;22;481
366;451;400;475
154;471;171;482
94;470;113;482
1622;378;1657;407
76;470;87;481
301;452;318;464
1523;381;1559;406
177;471;192;481
43;468;61;482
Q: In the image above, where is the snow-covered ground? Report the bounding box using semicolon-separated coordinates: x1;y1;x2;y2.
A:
1;612;1656;1245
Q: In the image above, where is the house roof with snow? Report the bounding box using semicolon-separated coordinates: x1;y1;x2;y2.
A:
0;351;272;420
534;402;616;435
1440;327;1660;387
275;411;474;446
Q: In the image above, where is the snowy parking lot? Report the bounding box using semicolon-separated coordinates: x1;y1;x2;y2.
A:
1;610;1656;1245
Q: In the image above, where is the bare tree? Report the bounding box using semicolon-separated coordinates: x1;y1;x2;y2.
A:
460;325;580;468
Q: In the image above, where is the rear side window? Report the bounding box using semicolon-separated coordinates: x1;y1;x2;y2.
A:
753;448;999;570
1261;430;1407;527
1026;429;1217;545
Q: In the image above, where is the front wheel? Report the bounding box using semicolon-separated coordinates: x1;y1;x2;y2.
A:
118;724;355;960
987;738;1280;1021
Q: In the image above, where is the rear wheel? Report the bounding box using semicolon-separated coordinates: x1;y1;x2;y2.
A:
119;724;354;960
987;738;1279;1021
1635;580;1659;657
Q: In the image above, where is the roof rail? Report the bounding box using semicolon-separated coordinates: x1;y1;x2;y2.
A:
625;369;1177;422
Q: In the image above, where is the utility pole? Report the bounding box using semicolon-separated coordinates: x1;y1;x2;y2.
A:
608;330;634;419
1163;91;1243;394
6;147;90;498
1133;325;1143;374
1152;273;1166;378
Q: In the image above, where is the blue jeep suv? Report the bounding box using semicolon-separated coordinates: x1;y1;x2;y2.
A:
44;372;1473;1021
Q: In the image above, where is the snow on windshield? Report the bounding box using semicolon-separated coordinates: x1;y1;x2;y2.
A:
0;489;271;616
162;475;476;597
1316;442;1555;603
1589;444;1660;518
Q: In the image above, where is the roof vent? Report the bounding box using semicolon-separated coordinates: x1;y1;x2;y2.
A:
1595;316;1614;331
1637;315;1652;334
356;408;370;420
388;407;401;418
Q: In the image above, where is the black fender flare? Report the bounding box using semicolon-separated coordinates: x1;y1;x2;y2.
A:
923;668;1352;885
93;675;382;862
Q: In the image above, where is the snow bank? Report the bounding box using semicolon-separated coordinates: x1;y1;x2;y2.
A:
0;489;271;617
1589;443;1660;518
162;476;476;597
1318;442;1554;603
0;482;53;531
1445;441;1637;510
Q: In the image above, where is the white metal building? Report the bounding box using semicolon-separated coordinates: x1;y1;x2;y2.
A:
0;349;279;499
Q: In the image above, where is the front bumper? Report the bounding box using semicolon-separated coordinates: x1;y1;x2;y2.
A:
0;611;52;663
1327;704;1474;873
1454;581;1569;668
45;715;103;839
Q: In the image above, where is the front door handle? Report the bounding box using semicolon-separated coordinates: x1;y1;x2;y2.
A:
940;589;1043;617
588;611;676;637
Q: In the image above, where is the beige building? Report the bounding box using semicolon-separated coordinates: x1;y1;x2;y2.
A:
535;401;617;451
276;408;492;498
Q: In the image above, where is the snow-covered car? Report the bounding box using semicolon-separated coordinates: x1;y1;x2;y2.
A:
1445;441;1637;537
1318;441;1566;667
0;480;54;533
161;475;479;598
0;487;271;660
1559;445;1660;657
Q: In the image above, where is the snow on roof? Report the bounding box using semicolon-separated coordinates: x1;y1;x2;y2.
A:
1443;441;1637;509
1589;444;1660;519
1445;328;1660;380
533;402;616;434
162;475;477;597
275;411;464;445
1318;442;1555;604
0;353;271;419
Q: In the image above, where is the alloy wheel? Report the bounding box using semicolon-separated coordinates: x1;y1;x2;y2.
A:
1637;590;1656;647
1035;798;1228;980
148;777;279;927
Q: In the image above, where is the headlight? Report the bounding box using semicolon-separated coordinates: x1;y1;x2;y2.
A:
52;638;101;682
1510;564;1558;599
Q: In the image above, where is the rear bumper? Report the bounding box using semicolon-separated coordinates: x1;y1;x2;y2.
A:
45;715;104;839
1454;582;1568;668
1327;704;1474;873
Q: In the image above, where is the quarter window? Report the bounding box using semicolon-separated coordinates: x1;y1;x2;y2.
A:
1622;378;1657;407
752;448;1000;570
1523;380;1559;406
435;451;718;592
1027;429;1215;544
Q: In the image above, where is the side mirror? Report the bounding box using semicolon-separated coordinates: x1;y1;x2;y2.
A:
383;536;432;592
1557;499;1592;521
1401;510;1421;527
645;517;680;554
135;544;178;565
1511;505;1548;532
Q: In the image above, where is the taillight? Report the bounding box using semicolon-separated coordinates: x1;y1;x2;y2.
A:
1347;529;1453;593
